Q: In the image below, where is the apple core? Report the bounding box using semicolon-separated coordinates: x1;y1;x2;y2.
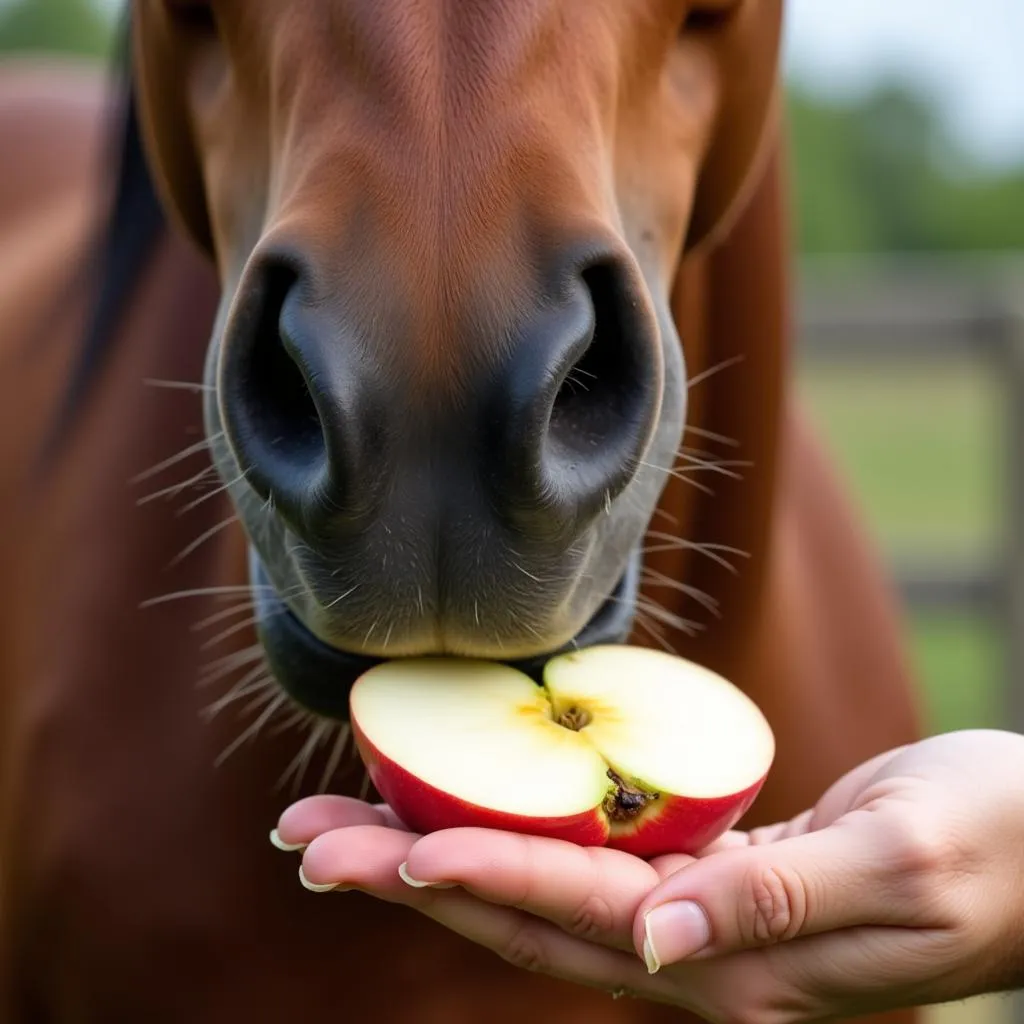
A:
556;706;593;731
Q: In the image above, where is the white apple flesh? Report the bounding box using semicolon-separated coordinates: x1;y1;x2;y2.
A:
349;645;775;857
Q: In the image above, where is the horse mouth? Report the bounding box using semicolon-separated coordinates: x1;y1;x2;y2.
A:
249;547;641;720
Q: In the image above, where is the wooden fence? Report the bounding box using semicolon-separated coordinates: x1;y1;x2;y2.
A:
796;254;1024;1023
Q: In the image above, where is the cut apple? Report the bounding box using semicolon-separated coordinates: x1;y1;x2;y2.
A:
349;645;775;857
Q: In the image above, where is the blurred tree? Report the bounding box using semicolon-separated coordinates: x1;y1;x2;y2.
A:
0;0;115;61
0;1;1020;256
786;78;1024;254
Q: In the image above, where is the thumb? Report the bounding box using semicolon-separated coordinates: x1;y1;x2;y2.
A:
633;812;915;972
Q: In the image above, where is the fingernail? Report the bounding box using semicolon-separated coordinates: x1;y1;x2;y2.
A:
269;828;306;853
298;865;340;893
397;862;457;889
642;901;711;973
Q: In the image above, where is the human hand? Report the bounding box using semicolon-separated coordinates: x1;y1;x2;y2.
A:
273;729;1024;1022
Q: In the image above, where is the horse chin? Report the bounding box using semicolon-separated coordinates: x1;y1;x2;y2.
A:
249;546;641;721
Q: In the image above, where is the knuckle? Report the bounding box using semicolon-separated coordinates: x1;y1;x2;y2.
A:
567;892;616;940
722;1009;805;1024
715;986;817;1024
888;815;949;876
738;863;807;945
499;925;548;974
883;811;964;911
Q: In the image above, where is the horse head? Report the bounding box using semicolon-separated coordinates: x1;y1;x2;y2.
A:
128;0;782;716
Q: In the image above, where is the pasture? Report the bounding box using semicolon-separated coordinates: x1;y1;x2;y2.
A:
801;356;1004;735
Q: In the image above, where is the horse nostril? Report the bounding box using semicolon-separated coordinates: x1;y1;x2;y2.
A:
219;256;332;533
490;254;660;541
245;265;327;468
542;258;659;519
548;262;651;457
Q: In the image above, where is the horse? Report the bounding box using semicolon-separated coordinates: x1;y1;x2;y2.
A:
0;2;923;1021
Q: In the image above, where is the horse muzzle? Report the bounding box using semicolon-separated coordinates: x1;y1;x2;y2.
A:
249;545;641;720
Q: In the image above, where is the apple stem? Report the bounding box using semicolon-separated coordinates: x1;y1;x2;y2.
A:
603;768;658;822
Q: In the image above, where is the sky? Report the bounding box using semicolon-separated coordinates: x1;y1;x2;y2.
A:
782;0;1024;169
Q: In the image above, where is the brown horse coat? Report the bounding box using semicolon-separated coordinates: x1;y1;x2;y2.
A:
0;60;921;1023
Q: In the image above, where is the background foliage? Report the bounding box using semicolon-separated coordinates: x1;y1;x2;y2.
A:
3;0;1021;256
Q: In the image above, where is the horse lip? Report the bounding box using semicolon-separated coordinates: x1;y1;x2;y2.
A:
249;547;641;721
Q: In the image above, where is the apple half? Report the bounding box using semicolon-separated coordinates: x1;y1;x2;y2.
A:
349;645;774;858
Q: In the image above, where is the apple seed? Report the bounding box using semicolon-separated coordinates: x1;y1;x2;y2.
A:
556;705;593;731
603;768;658;822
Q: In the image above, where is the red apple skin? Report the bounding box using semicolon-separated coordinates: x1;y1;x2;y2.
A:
352;719;612;846
354;717;767;857
607;774;769;858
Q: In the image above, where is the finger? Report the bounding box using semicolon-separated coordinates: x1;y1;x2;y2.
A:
647;852;699;880
403;886;685;1008
402;828;661;951
690;808;816;856
703;924;960;1023
674;746;907;866
633;810;921;968
299;824;419;895
773;924;960;1014
807;746;909;830
299;827;689;1007
272;796;407;851
615;927;945;1024
690;746;908;862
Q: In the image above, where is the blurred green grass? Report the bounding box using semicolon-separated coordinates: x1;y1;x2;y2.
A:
798;357;1007;736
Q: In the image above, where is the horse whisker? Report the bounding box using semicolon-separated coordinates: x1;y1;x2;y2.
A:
141;585;273;608
198;646;266;686
640;567;721;617
176;469;248;515
677;453;753;475
684;423;739;448
637;460;713;495
636;599;704;635
318;723;352;794
631;610;678;655
143;377;216;393
214;691;289;768
270;706;315;737
136;465;217;506
610;592;703;636
131;432;222;484
198;613;262;650
325;584;359;609
191;601;258;632
167;513;239;569
277;719;330;796
687;354;745;390
641;532;750;573
201;665;273;721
